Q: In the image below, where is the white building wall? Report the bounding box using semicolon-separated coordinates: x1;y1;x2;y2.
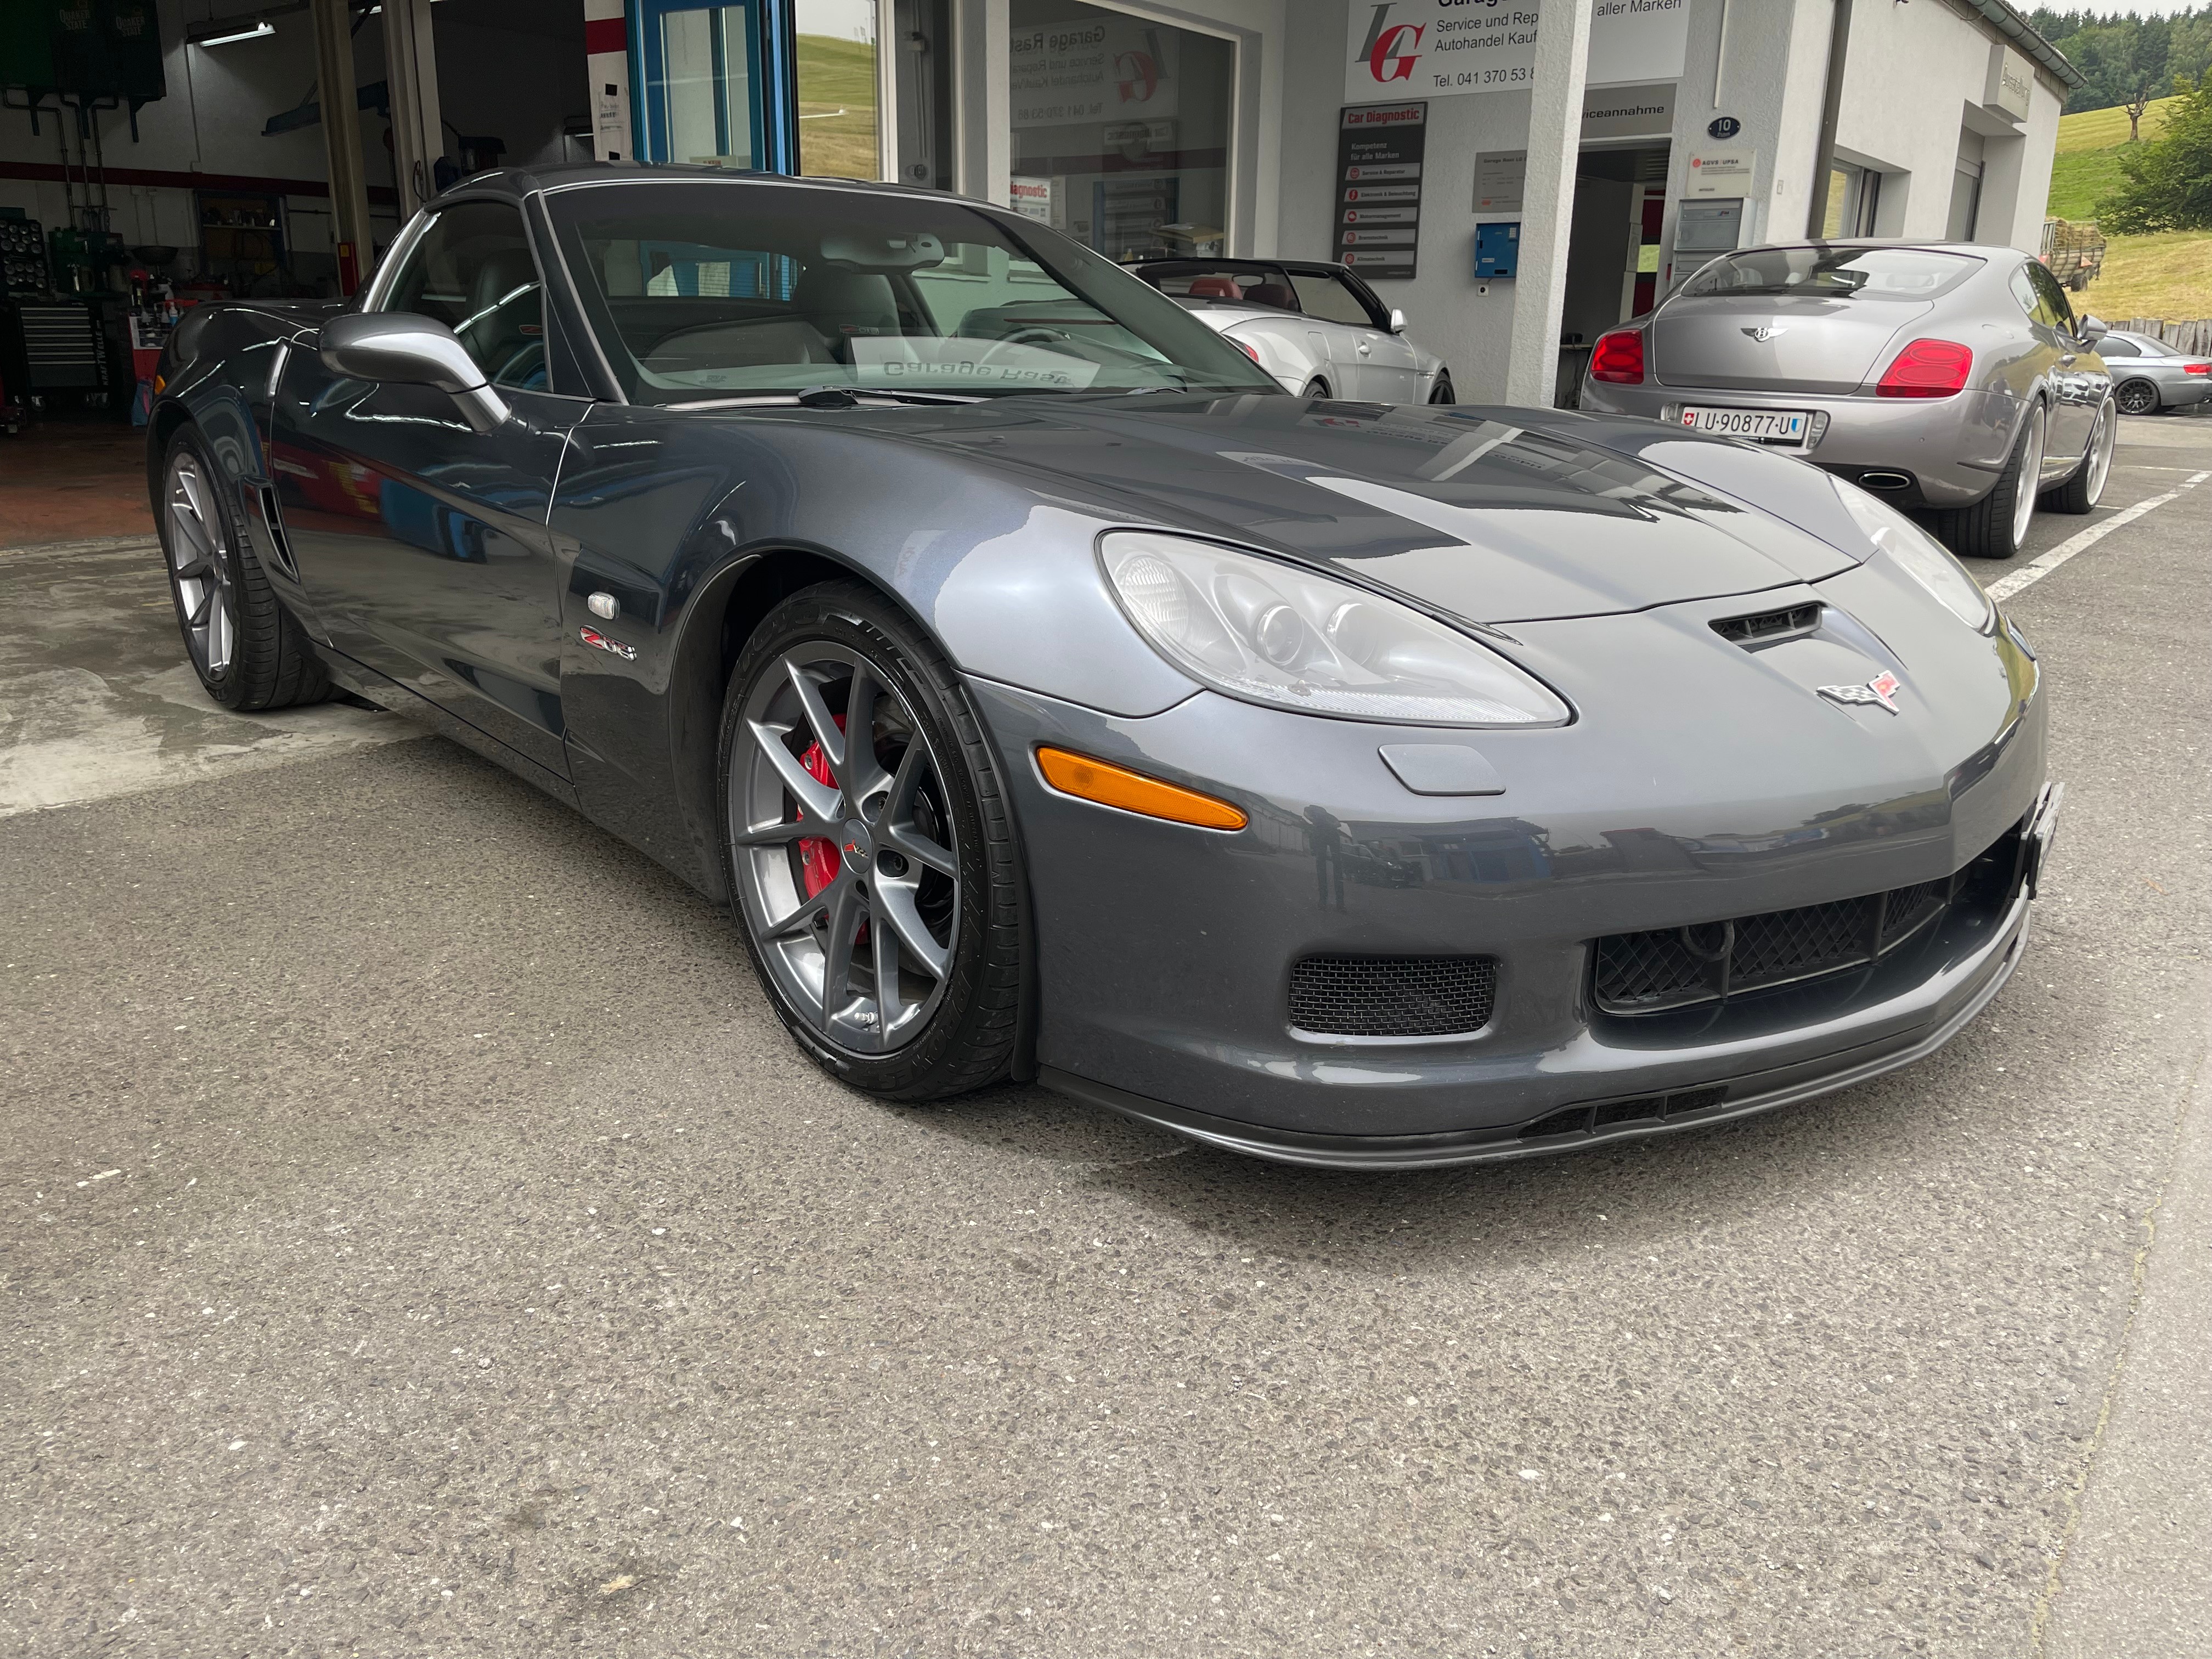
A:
1829;0;2068;251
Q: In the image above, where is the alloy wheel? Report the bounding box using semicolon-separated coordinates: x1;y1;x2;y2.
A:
2114;379;2158;416
730;645;960;1054
165;451;236;679
2011;408;2046;552
2084;401;2116;504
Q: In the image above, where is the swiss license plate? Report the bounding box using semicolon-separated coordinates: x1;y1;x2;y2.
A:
1679;405;1811;445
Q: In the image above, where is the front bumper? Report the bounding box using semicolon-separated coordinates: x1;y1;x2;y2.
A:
1578;380;2022;507
1046;782;2059;1167
979;583;2052;1167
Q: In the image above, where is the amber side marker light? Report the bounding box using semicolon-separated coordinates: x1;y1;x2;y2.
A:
1035;746;1248;831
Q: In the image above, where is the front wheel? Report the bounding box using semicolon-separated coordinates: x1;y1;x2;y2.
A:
2045;396;2116;514
158;427;328;710
2114;378;2159;416
1428;375;1455;405
717;580;1025;1099
1301;377;1331;399
1928;402;2045;562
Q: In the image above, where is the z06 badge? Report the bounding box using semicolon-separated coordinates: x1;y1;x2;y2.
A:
579;625;637;661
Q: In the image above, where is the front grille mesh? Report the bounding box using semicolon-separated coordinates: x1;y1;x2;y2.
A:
1290;955;1497;1037
1594;877;1960;1015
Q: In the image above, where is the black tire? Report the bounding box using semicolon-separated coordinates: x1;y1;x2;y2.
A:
716;579;1025;1101
1927;402;2045;562
1301;377;1331;399
2114;378;2159;416
156;426;328;710
2045;396;2116;515
1429;375;1456;405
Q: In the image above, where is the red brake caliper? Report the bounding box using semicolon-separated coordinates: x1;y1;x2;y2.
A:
797;715;845;898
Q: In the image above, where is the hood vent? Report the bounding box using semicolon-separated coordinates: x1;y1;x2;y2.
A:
1712;602;1821;647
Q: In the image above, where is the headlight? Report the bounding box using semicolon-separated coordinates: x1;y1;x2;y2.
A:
1835;481;1993;631
1099;531;1570;727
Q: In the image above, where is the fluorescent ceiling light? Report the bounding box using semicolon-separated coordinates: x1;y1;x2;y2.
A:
195;20;275;46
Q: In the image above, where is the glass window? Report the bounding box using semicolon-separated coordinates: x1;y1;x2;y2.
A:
548;181;1280;403
1289;271;1376;328
1683;246;1981;301
2025;261;2077;334
656;4;757;167
1007;2;1234;261
2126;333;2177;357
383;202;546;390
2008;265;2040;320
2095;334;2139;357
796;0;879;179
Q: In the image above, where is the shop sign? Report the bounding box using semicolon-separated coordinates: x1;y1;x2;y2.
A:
1012;15;1180;127
1335;102;1427;281
1581;81;1673;142
1345;0;1689;104
1984;43;2033;122
1684;145;1756;197
1010;175;1066;229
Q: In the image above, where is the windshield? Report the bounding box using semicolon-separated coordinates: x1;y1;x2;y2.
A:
1681;246;1982;301
545;182;1282;404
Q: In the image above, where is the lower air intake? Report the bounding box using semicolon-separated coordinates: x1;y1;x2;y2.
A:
1290;955;1497;1037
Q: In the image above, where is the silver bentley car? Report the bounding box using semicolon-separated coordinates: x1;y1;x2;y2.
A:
1579;241;2117;562
1130;257;1454;404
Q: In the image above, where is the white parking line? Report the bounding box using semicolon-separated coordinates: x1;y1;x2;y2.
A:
1984;472;2207;602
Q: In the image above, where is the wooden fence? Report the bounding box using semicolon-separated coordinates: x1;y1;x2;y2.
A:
2121;317;2212;354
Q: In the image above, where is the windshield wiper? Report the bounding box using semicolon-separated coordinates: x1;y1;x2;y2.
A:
668;386;985;411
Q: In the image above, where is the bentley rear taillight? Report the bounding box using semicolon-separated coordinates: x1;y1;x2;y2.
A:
1877;338;1974;398
1590;329;1645;385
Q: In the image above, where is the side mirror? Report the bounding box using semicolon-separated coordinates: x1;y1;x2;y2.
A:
319;311;511;433
1388;307;1408;335
2076;313;2109;346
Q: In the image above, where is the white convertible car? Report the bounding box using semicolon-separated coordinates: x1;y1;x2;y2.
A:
1128;257;1453;404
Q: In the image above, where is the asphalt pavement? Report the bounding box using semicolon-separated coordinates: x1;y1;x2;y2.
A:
4;418;2210;1658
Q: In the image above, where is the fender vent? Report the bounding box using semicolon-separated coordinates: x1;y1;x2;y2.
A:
1290;955;1496;1037
1712;602;1821;646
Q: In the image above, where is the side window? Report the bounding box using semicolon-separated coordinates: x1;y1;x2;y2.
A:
1291;271;1376;328
2008;264;2046;325
2026;261;2077;335
384;202;547;390
2096;335;2137;357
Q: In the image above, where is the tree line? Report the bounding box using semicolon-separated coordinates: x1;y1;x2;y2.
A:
2030;7;2212;127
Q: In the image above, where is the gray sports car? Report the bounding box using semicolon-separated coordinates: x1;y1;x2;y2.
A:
2096;329;2212;416
1579;240;2118;563
149;167;2058;1169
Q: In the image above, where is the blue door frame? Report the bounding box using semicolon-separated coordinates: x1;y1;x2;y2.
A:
629;0;800;174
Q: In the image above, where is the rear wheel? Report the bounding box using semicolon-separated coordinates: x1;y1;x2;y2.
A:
2114;377;2159;416
1928;402;2045;562
717;580;1024;1099
158;427;328;710
2045;396;2116;514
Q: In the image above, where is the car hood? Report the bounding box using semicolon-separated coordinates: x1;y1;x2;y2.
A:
832;394;1862;625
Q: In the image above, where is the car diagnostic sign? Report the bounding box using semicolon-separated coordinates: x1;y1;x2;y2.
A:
1335;101;1426;282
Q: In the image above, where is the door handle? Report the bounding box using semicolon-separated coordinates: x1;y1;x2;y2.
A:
1357;342;1373;355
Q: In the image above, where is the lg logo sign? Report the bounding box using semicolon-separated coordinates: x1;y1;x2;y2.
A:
1354;3;1425;84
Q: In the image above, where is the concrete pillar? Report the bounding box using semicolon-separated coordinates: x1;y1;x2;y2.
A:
1503;0;1593;408
308;0;375;292
953;0;1009;205
383;0;443;218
